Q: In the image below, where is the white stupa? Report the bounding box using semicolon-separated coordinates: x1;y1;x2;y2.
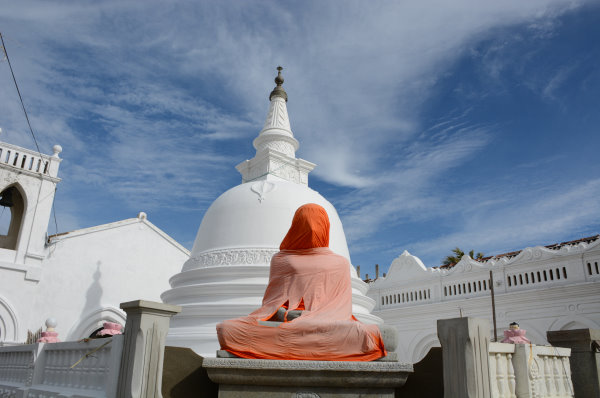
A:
162;67;382;356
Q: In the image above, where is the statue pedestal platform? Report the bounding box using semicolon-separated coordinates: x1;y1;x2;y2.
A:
203;357;413;398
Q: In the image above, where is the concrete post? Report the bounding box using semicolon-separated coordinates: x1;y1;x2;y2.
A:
117;300;181;398
437;317;491;398
547;329;600;398
511;343;533;398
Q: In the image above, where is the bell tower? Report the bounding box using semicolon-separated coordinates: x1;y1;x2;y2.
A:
0;139;62;271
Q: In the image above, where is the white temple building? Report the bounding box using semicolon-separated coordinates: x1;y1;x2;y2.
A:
368;236;600;363
162;67;382;357
0;141;189;345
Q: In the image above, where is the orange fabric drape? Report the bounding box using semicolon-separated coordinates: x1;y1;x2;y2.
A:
216;203;386;361
280;203;330;250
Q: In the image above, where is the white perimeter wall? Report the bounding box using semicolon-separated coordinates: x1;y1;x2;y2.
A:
369;239;600;363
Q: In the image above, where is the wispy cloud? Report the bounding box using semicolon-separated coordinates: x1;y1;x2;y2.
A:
334;117;493;244
542;64;577;101
0;0;597;263
403;179;600;266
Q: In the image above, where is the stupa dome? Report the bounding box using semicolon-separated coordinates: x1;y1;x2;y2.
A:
183;180;351;272
162;68;381;356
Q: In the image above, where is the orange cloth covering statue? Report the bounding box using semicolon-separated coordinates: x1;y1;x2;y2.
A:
216;203;386;361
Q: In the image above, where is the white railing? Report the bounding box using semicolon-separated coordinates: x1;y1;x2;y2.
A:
0;336;123;398
0;142;59;178
489;342;573;398
528;345;573;398
489;342;516;398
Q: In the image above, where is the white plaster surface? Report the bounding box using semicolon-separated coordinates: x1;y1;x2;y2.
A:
40;217;189;341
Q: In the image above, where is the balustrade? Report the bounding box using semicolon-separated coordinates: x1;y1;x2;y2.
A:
438;317;574;398
0;142;61;178
489;342;516;398
0;344;41;396
0;337;123;398
489;341;573;398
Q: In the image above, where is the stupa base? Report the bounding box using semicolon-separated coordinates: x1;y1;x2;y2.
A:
203;357;412;398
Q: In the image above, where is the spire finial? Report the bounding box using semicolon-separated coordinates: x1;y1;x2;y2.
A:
275;66;284;85
269;66;288;102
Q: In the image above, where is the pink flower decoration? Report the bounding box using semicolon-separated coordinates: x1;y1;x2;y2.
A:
501;329;531;344
97;322;123;336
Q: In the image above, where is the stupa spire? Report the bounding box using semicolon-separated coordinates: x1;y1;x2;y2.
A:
236;67;315;185
269;66;288;102
254;67;297;155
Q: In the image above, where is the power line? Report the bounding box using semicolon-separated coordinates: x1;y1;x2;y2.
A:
0;32;43;156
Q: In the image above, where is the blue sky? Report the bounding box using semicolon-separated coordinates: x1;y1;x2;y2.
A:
0;1;599;278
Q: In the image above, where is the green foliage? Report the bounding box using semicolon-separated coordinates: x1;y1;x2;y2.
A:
442;247;484;266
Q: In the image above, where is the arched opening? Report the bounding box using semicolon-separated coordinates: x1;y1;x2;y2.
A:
0;295;19;343
0;185;26;250
411;333;441;363
66;307;126;340
548;315;600;333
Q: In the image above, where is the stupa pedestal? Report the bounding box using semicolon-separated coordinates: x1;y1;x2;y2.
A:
203;357;412;398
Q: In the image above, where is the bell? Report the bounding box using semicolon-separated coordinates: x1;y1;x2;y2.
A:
0;188;14;207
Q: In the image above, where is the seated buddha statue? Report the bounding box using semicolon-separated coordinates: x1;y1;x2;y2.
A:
216;203;387;361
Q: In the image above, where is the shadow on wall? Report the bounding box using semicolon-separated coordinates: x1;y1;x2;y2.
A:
397;347;443;398
162;346;218;398
76;262;103;337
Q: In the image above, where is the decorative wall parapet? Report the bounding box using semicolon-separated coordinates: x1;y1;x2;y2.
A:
369;238;600;311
